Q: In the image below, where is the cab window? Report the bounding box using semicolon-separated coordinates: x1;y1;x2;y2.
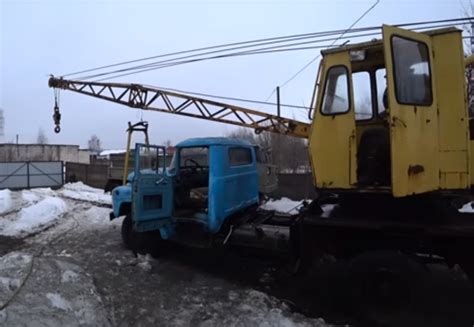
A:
352;71;372;120
229;147;252;166
376;68;387;115
391;36;432;105
321;66;350;115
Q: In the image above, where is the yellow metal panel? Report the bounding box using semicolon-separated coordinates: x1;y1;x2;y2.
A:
430;31;470;190
440;173;469;190
439;151;469;173
308;52;357;189
432;32;469;152
383;25;439;197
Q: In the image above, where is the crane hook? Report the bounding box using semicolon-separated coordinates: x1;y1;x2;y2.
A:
53;90;61;133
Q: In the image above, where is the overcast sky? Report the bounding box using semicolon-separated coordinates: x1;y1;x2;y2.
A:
0;0;470;149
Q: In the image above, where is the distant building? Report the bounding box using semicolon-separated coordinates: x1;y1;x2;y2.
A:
0;144;90;164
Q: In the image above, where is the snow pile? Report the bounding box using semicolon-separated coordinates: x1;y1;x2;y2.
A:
459;202;474;213
21;190;40;205
0;197;67;236
0;189;12;214
0;252;110;326
260;197;308;214
168;288;329;326
59;182;111;205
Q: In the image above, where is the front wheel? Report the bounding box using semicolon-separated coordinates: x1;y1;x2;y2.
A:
121;215;163;257
121;215;134;250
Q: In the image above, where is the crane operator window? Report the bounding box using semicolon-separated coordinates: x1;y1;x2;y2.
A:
352;71;373;120
391;36;432;105
321;66;350;115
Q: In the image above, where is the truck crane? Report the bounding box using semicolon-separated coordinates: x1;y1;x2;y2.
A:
49;25;474;318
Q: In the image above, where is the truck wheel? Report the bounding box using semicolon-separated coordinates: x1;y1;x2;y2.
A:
121;215;162;257
121;215;134;250
349;251;426;323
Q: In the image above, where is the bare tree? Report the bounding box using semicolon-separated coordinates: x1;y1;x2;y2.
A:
226;127;309;172
462;1;474;116
88;135;102;152
37;127;48;144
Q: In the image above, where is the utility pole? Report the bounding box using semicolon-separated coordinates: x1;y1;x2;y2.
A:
276;86;281;117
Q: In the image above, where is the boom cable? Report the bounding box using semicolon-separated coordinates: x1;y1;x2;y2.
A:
60;17;474;81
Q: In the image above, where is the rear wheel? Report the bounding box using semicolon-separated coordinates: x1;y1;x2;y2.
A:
349;251;426;324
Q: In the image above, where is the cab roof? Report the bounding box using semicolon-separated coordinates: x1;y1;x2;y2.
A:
176;137;253;148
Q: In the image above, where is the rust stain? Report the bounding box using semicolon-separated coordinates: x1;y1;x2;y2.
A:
408;164;424;176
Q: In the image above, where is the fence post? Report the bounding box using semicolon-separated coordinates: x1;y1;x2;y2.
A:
26;162;30;189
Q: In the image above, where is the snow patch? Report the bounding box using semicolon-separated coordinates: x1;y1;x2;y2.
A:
21;190;40;205
99;149;126;156
0;197;67;236
260;197;308;214
1;255;110;326
0;189;12;214
459;202;474;213
0;252;33;305
137;254;154;272
169;288;329;326
61;270;79;283
46;292;72;311
59;182;111;205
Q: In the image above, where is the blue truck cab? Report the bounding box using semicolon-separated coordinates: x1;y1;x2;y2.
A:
110;137;259;243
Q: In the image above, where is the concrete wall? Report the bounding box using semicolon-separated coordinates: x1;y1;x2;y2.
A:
0;144;90;164
66;162;108;189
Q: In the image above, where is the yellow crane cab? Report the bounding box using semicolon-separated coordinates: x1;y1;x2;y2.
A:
309;25;470;202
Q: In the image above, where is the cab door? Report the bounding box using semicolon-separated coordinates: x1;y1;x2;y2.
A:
382;25;439;197
132;144;173;232
310;51;357;189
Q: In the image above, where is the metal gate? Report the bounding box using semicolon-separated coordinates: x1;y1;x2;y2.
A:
0;161;64;189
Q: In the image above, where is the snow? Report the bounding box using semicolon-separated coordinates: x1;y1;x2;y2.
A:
459;202;474;213
0;252;33;307
0;197;67;236
168;288;329;326
46;293;72;311
59;182;111;205
99;149;126;156
21;190;40;205
0;252;110;326
61;270;79;283
0;189;12;214
260;197;308;214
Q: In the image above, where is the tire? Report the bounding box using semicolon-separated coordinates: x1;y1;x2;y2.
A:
121;215;163;257
121;215;134;250
349;251;426;324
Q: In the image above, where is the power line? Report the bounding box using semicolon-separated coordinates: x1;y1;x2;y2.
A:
279;0;381;89
83;20;470;82
93;43;342;82
60;16;474;80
